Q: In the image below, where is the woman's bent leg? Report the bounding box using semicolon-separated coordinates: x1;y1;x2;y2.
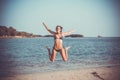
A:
50;49;57;62
60;46;70;62
46;46;57;62
46;46;51;60
65;46;71;59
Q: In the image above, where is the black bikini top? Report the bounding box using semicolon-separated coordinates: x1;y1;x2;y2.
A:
54;34;63;40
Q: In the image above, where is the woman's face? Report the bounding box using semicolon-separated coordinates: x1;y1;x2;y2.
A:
56;26;62;33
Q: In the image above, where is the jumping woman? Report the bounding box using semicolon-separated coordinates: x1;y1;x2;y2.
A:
43;22;74;62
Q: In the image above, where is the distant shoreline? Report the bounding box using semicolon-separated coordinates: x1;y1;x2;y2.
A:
0;26;84;38
0;36;120;39
0;36;36;39
0;34;84;39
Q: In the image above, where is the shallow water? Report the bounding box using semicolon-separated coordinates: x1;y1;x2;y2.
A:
0;37;120;76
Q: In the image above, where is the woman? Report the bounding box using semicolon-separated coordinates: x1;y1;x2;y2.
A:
43;22;74;62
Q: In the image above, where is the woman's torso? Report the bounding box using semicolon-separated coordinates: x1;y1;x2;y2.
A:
53;33;63;50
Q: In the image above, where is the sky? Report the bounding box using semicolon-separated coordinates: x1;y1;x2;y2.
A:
0;0;120;37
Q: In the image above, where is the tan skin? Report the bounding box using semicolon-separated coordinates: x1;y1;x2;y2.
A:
43;22;74;62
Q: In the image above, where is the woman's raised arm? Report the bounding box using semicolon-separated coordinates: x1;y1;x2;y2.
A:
42;22;55;35
62;30;75;36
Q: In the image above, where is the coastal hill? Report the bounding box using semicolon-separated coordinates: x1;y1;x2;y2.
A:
0;26;83;38
0;26;42;38
65;34;83;37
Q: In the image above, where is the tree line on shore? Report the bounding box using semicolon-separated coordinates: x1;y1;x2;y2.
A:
0;26;42;38
0;26;83;38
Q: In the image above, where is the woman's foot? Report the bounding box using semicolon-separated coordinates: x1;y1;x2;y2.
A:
45;46;51;59
65;46;71;51
45;46;50;51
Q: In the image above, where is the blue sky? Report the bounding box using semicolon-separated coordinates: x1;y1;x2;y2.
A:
1;0;120;37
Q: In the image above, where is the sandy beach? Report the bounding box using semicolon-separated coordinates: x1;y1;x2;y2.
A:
1;66;120;80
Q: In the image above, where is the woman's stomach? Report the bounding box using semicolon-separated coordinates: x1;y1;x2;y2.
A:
54;39;63;50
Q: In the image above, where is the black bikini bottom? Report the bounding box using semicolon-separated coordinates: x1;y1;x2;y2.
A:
53;47;62;52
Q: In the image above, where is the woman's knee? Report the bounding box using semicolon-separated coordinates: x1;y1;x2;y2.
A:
63;58;67;62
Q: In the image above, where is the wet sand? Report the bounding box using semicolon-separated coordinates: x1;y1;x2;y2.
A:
1;66;120;80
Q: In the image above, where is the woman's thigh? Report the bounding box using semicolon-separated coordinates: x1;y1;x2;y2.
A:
60;49;67;61
50;49;57;61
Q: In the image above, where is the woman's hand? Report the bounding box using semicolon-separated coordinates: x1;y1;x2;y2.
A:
42;22;46;27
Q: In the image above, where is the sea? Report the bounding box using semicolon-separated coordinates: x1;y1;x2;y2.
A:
0;37;120;77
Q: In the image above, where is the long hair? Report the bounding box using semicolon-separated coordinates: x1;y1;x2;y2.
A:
56;25;63;32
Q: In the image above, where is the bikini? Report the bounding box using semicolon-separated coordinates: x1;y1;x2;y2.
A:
54;35;63;40
53;34;63;52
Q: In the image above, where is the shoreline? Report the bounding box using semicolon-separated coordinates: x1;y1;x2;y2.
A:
1;65;120;80
0;36;120;39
